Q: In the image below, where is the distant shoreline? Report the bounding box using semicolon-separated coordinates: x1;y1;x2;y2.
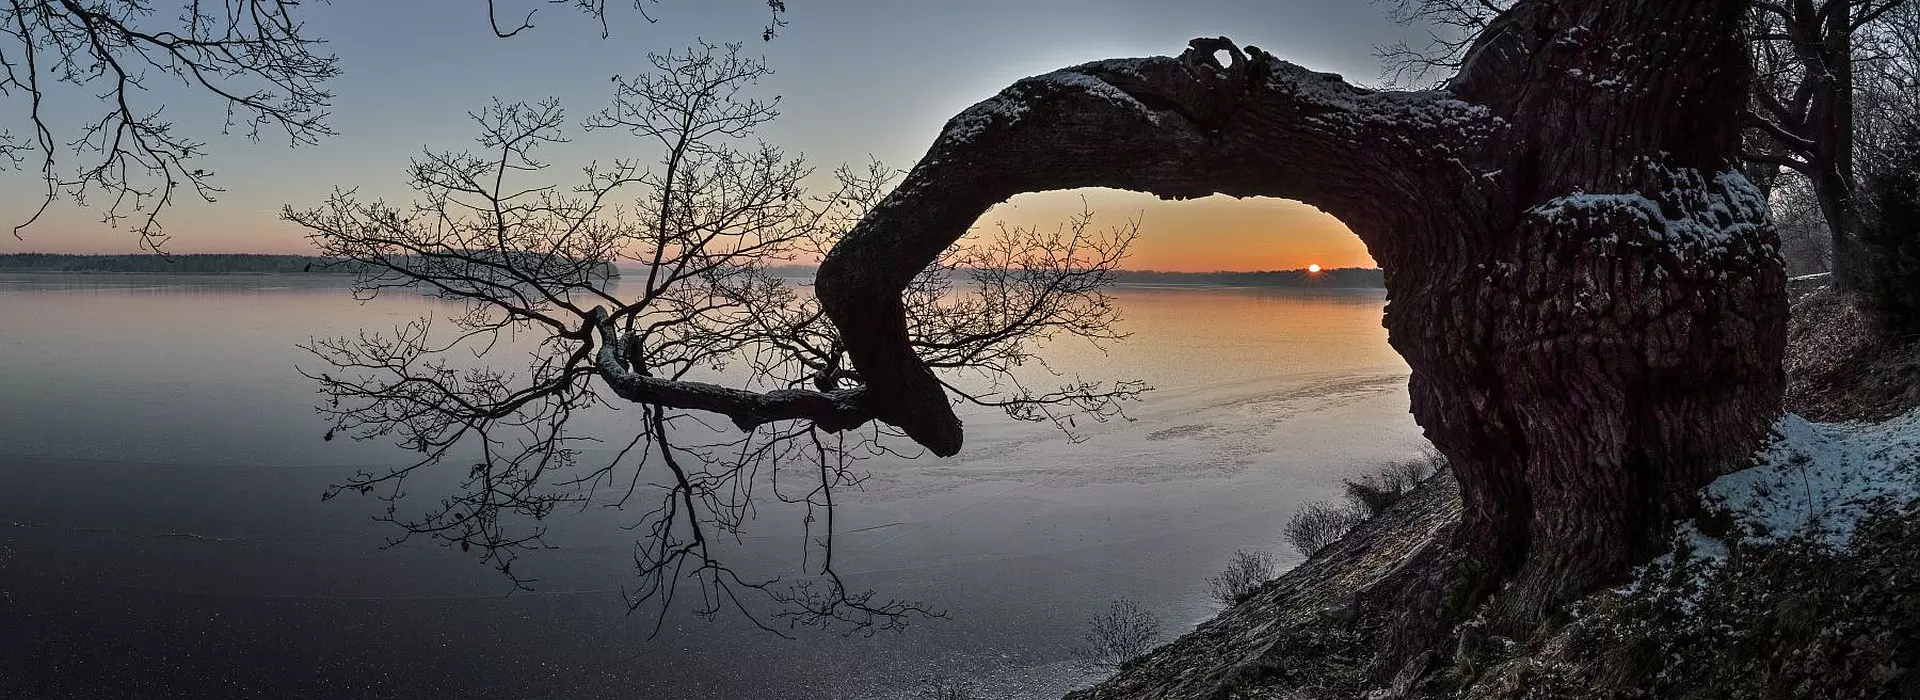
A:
0;253;360;275
760;264;1388;289
1109;268;1384;289
0;253;617;279
1107;281;1388;290
1;255;1382;288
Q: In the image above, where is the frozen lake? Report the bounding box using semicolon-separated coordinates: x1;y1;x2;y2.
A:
0;274;1425;700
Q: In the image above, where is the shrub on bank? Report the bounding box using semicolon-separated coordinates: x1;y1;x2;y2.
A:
1205;549;1279;606
1285;451;1447;556
1082;598;1162;671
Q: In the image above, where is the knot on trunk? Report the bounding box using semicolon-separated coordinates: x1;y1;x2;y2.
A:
1184;37;1247;73
1168;37;1277;132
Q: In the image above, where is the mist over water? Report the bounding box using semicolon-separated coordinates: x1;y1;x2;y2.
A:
0;275;1423;700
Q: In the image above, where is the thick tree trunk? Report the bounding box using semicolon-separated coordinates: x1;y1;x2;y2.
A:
816;0;1786;685
1418;0;1788;637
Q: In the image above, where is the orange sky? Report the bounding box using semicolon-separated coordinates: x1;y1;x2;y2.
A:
987;190;1375;272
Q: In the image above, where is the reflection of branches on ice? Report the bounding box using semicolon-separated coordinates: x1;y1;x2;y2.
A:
286;43;1147;635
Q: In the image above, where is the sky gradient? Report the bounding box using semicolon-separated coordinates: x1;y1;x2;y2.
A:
0;0;1430;271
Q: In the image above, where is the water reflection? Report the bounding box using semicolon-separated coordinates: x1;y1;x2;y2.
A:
0;274;1419;700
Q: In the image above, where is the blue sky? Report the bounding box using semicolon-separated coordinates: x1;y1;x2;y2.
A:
0;0;1432;270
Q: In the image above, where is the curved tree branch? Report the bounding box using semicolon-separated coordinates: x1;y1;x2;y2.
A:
590;307;873;432
815;37;1500;455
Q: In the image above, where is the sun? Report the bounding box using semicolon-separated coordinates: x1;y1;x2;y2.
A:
1307;263;1322;273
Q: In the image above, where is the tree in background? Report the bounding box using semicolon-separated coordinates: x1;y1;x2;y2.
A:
287;43;1144;633
1771;174;1839;274
1853;3;1920;333
1744;0;1914;287
1856;2;1920;175
1373;0;1513;86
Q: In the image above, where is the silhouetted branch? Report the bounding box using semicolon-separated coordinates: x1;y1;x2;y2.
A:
1;1;784;248
1;0;339;248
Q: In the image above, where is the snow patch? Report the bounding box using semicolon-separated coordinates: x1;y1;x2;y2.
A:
938;61;1162;145
941;92;1034;144
1621;409;1920;612
1038;69;1159;124
1708;410;1920;549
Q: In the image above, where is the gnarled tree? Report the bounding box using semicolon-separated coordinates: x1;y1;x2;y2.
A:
813;0;1786;680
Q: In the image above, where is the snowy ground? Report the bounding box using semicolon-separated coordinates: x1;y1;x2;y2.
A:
1632;407;1920;602
1706;409;1920;551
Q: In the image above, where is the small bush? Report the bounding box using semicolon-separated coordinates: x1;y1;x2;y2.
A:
1284;500;1365;556
1206;549;1279;606
1082;598;1161;670
1288;452;1445;557
1341;450;1444;517
1340;478;1403;518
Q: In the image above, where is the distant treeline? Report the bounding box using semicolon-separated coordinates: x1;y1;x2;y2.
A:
1111;267;1385;288
0;253;619;279
744;265;1385;288
0;253;365;274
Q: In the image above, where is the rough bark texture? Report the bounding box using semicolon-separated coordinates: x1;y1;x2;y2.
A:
1811;2;1862;288
815;0;1788;684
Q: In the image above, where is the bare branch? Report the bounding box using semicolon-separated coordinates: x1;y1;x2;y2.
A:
290;42;1144;634
3;0;339;248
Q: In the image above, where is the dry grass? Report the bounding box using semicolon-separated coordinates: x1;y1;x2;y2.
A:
1784;283;1920;422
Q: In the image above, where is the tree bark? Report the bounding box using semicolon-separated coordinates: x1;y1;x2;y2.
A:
817;0;1786;683
1812;0;1861;287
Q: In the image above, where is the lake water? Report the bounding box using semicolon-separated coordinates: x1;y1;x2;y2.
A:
0;275;1424;700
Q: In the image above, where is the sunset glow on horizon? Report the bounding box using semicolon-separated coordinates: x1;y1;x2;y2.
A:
983;190;1375;272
